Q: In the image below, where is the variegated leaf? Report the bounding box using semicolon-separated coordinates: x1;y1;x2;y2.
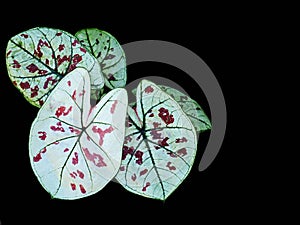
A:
29;68;128;200
6;27;104;107
75;28;127;90
115;79;198;200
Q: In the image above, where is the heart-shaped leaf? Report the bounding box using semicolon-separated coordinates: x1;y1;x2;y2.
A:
29;68;128;200
6;27;104;108
115;79;198;200
75;28;127;89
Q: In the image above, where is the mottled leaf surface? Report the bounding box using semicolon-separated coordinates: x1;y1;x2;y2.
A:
75;28;127;90
159;85;211;132
132;85;211;132
6;27;104;107
29;68;128;200
115;79;198;200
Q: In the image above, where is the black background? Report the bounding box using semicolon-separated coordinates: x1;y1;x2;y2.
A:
0;3;286;225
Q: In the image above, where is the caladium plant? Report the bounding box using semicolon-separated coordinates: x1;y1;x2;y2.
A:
5;27;104;107
114;79;198;200
75;28;127;90
5;26;212;201
29;68;128;199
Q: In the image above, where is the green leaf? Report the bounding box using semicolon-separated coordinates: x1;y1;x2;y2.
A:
75;28;127;90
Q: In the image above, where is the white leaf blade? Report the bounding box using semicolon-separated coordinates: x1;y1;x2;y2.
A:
115;79;198;200
29;68;128;200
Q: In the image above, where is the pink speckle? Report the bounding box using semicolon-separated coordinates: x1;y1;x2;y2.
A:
82;147;107;167
19;81;30;89
92;125;114;146
110;100;118;114
64;148;69;152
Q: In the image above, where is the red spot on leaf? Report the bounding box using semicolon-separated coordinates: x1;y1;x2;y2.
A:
69;126;81;135
158;107;174;125
72;39;79;46
131;173;137;181
144;85;154;93
175;137;188;143
70;183;76;190
107;74;116;81
79;184;86;194
72;90;76;100
79;47;86;53
64;148;69;152
158;137;169;147
134;150;143;165
119;166;125;171
67;80;71;86
43;76;57;89
104;54;115;60
72;152;79;165
177;148;187;157
55;106;72;118
20;33;28;38
20;81;30;90
110;100;118;114
166;162;176;170
82;147;107;167
142;182;150;192
50;121;65;132
33;148;46;162
56;32;62;36
92;125;114;146
140;169;148;176
12;60;21;68
122;146;134;160
38;131;47;140
30;85;39;98
33;153;42;162
77;170;84;179
26;63;39;73
58;44;65;51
